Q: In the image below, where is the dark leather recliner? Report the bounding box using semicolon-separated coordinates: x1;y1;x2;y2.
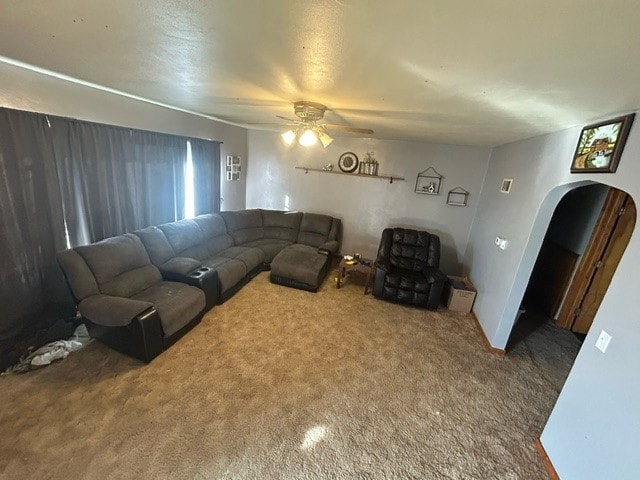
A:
373;228;447;309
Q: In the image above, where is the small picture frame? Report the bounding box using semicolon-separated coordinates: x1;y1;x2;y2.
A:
415;167;443;195
447;187;469;206
225;156;241;181
570;114;635;173
500;179;513;194
226;155;241;167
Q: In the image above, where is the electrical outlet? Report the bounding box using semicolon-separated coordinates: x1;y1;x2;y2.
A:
595;330;612;353
499;239;509;250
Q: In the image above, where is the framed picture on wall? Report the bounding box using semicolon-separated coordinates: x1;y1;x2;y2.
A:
570;114;635;173
225;156;241;181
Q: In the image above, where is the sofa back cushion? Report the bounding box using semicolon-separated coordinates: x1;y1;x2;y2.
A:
389;228;440;271
297;213;340;247
262;210;303;242
74;234;162;297
193;214;234;255
134;226;176;265
57;249;100;302
221;209;264;245
158;219;205;257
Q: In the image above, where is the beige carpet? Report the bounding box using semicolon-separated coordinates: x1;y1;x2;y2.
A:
0;270;580;479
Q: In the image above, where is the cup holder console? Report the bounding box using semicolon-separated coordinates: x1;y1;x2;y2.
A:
189;267;212;278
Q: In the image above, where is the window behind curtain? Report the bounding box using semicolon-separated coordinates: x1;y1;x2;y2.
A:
51;119;189;244
190;138;221;215
0;106;221;340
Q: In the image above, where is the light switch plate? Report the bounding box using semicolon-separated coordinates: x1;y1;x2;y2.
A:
595;330;612;353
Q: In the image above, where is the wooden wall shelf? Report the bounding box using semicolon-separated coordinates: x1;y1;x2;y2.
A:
295;166;404;184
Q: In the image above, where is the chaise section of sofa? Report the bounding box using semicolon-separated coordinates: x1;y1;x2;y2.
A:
57;234;206;362
269;211;342;292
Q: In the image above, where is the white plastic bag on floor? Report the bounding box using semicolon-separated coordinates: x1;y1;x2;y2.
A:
2;324;93;375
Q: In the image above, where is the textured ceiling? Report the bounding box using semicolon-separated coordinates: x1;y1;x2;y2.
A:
1;0;640;146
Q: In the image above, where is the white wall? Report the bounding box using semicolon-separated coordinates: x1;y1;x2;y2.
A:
463;112;640;479
246;130;491;274
0;61;247;210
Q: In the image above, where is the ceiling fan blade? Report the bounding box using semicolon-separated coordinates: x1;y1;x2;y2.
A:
245;122;294;126
276;115;298;122
323;123;374;135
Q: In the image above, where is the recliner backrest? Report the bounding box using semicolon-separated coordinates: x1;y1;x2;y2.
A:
70;234;162;299
158;219;210;260
297;213;341;247
386;228;440;271
221;209;264;245
193;214;234;255
134;226;176;265
262;210;303;242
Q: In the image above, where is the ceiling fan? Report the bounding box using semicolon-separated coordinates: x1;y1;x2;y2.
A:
254;101;374;148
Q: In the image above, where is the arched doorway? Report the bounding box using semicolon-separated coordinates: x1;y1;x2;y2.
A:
507;183;636;350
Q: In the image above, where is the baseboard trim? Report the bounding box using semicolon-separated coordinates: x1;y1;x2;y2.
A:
534;438;560;480
470;310;506;356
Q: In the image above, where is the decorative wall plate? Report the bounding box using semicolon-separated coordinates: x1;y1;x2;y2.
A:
338;152;359;173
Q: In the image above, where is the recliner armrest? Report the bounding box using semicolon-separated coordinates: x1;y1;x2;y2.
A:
159;257;203;278
318;240;340;256
158;262;219;312
421;266;447;284
78;295;154;327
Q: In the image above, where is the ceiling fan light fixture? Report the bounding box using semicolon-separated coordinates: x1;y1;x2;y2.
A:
317;128;334;148
281;129;296;145
298;128;318;147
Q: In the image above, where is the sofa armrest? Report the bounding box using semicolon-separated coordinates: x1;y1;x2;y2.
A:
78;295;154;327
159;257;202;278
318;240;340;256
158;260;219;312
421;266;447;284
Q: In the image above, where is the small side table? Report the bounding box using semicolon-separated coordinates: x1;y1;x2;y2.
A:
336;258;374;294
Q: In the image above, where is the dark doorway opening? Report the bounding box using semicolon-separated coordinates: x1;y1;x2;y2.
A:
508;184;635;352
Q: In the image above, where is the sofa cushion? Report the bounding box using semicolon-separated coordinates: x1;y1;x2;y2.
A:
297;213;335;247
160;257;203;276
133;226;175;265
204;235;234;255
221;209;264;244
270;244;331;290
57;249;100;302
242;239;292;263
75;234;158;294
100;265;163;298
201;257;247;293
159;219;205;255
193;213;227;238
131;281;205;338
262;210;303;242
217;246;265;272
180;244;213;262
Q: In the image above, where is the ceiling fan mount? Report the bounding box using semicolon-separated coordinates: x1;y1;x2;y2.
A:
293;101;327;123
247;100;374;147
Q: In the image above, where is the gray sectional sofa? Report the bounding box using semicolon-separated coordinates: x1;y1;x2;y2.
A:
58;209;341;362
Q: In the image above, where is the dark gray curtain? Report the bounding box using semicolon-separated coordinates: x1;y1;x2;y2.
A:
0;110;71;340
0;107;200;340
191;138;221;215
51;120;187;244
